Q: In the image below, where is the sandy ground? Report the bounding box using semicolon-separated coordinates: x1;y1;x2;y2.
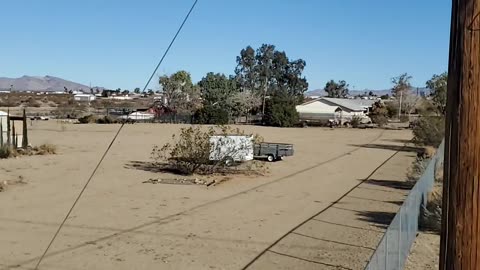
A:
404;232;440;270
0;122;414;270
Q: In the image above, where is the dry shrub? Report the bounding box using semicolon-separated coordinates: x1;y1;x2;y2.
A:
78;115;98;124
152;125;265;176
33;144;57;155
412;117;445;147
420;184;442;233
0;145;17;159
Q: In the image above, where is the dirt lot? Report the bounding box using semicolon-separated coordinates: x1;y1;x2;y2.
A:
0;122;414;270
404;232;440;270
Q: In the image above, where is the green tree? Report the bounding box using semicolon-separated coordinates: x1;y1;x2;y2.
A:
324;80;349;98
196;72;239;124
159;71;201;114
391;73;412;97
426;72;447;115
263;92;299;127
134;87;141;94
369;101;389;127
235;44;308;110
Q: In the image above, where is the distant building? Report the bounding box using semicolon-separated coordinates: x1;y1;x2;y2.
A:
296;97;376;124
74;94;96;102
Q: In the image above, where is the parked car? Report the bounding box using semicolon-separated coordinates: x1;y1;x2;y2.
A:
254;142;294;162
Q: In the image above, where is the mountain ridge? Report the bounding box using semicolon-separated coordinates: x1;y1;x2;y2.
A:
0;75;103;92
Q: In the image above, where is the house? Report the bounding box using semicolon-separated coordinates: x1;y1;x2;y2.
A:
0;111;24;147
0;111;7;144
296;97;376;124
119;111;155;121
74;94;96;102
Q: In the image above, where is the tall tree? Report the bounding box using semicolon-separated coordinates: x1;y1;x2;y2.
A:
159;71;201;114
235;44;308;114
426;72;447;115
324;80;349;98
198;73;238;107
133;87;141;94
391;73;412;97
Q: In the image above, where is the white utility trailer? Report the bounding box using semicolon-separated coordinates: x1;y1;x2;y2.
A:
209;135;254;165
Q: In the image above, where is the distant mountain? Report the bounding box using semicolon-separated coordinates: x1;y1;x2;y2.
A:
306;87;431;97
0;75;103;92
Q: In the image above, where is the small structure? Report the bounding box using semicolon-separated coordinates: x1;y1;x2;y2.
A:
74;94;96;102
0;111;7;144
296;97;375;124
119;111;155;121
0;110;28;148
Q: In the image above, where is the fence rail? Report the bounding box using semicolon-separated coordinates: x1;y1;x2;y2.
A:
364;141;444;270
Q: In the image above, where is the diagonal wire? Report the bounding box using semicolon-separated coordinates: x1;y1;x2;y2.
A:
142;0;199;92
33;1;199;269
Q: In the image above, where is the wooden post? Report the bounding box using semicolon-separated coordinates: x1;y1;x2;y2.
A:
440;0;480;269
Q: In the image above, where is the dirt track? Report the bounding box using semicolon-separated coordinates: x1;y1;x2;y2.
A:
0;122;414;270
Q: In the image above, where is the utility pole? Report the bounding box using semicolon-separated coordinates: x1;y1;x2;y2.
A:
440;0;480;269
398;90;403;119
262;77;268;116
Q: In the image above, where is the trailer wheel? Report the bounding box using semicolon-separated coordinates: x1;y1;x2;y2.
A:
267;155;275;162
224;157;234;166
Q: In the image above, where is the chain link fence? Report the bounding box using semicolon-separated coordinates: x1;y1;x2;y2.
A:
364;141;444;270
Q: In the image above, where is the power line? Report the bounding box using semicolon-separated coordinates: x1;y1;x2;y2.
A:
33;1;199;269
142;0;198;92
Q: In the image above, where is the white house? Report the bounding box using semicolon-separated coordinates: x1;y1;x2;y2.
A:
0;111;7;144
119;111;155;121
74;94;96;102
296;97;376;124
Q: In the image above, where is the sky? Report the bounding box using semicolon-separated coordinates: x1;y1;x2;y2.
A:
0;0;451;91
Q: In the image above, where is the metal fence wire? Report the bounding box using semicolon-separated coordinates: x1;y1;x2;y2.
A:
364;140;444;270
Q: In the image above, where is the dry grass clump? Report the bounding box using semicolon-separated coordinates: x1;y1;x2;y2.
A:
32;144;57;155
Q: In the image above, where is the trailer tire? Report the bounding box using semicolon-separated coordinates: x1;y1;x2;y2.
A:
267;155;275;162
224;156;234;167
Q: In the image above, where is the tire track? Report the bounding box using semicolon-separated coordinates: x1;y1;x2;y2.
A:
5;130;386;269
241;137;404;270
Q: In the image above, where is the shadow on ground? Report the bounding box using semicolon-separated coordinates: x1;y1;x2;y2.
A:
382;138;413;144
356;210;397;229
363;179;415;190
350;143;421;153
125;160;187;175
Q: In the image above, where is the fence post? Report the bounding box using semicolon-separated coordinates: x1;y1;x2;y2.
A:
385;232;388;269
398;211;402;269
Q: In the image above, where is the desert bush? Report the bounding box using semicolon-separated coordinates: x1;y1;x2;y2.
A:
399;115;409;123
412;117;445;147
350;116;362;128
385;101;399;118
407;157;429;182
194;105;230;125
96;115;118;124
78;115;98;124
152;126;264;175
27;98;41;108
0;145;16;159
369;101;389;127
33;144;57;155
420;184;442;232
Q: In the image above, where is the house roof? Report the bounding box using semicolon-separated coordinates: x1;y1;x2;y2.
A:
317;97;376;111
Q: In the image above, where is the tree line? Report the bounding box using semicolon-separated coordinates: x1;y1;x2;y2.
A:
157;44;309;127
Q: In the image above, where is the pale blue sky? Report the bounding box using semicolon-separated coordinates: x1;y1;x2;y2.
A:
0;0;451;91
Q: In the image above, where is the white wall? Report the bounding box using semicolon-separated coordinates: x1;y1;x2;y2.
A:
0;114;7;144
296;101;338;114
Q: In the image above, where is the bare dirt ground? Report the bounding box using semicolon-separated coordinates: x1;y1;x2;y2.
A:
0;122;414;270
404;232;440;270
